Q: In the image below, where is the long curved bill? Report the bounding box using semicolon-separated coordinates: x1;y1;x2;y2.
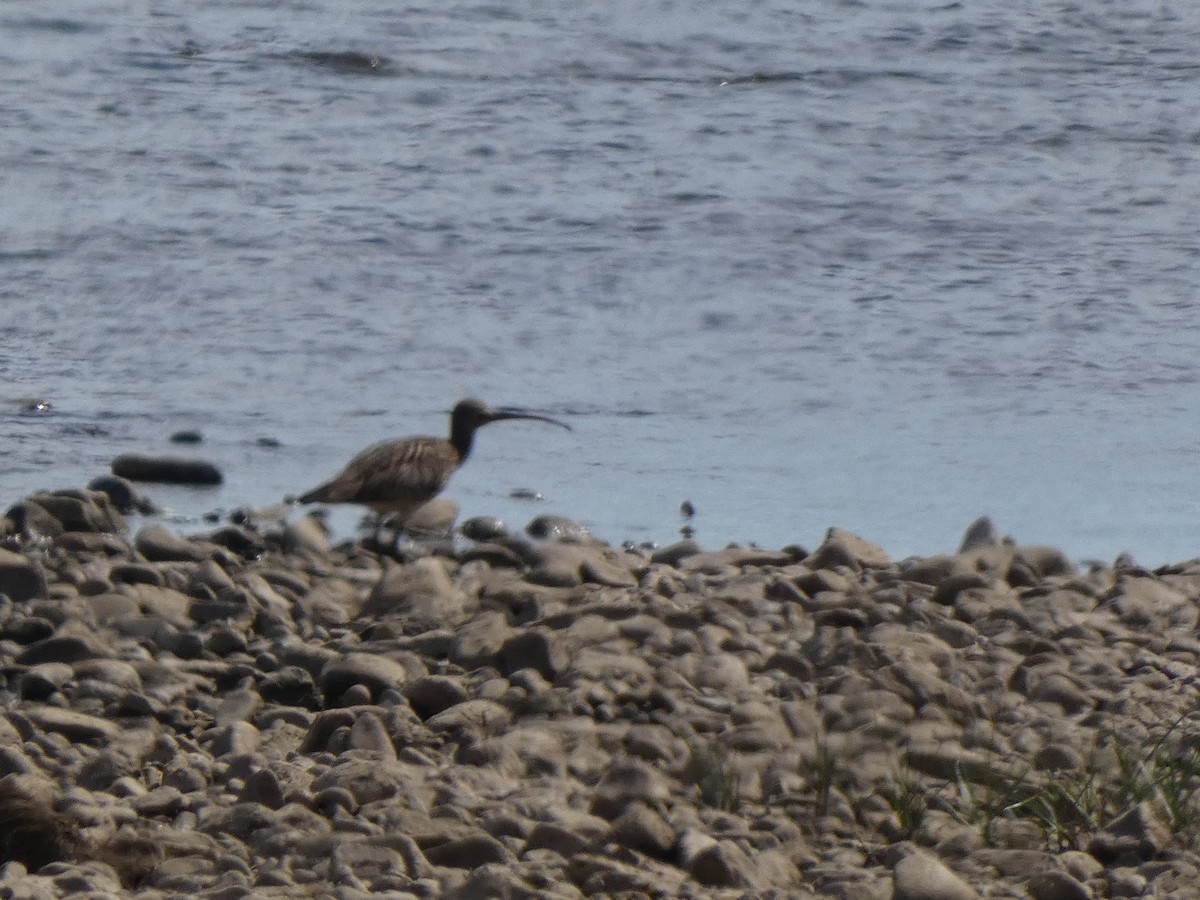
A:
489;407;572;431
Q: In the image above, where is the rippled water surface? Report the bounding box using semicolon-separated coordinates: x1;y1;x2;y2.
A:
3;0;1200;562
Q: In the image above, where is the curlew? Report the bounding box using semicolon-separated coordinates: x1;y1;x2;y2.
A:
297;398;570;543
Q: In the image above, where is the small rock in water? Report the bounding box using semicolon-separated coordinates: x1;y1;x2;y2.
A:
112;453;224;485
510;487;543;501
461;516;508;542
169;429;204;445
525;514;590;542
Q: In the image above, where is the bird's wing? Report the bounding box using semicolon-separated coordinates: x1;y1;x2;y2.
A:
310;436;459;505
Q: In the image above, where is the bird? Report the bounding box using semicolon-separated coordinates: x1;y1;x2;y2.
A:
297;398;570;545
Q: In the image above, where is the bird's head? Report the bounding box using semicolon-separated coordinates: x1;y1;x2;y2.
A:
451;398;571;433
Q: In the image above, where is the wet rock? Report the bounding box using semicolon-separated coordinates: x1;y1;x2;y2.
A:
205;525;266;558
5;499;65;539
526;514;591;542
111;453;224;485
461;516;508;543
87;475;157;515
0;549;47;603
24;490;125;533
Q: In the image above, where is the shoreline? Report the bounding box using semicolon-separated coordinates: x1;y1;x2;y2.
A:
0;484;1198;897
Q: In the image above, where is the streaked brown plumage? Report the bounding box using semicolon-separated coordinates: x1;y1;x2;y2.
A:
297;398;570;528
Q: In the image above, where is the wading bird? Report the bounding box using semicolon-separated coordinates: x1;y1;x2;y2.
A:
297;398;570;544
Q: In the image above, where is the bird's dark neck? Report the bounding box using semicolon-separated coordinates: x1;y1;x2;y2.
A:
449;422;476;462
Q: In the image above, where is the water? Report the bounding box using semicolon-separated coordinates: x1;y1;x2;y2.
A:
3;0;1200;564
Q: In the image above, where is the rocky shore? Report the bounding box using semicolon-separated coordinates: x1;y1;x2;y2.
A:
1;484;1199;899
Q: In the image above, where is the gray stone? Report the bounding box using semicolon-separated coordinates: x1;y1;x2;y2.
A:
134;525;212;562
607;803;676;856
495;628;568;679
806;527;891;570
348;712;396;759
1089;802;1172;864
210;722;261;757
87;474;153;514
239;769;285;810
131;785;187;818
0;549;47;603
403;676;469;720
525;514;591;542
425;700;512;739
404;497;459;537
15;633;106;672
1027;869;1092;900
24;490;125;533
362;558;467;626
590;759;670;819
319;653;410;705
892;851;979;900
19;663;73;701
423;834;516;869
282;515;331;555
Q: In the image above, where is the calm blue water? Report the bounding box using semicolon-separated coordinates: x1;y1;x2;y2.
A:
3;0;1200;564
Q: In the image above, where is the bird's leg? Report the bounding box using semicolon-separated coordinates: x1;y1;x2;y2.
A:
388;516;404;556
369;514;389;552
